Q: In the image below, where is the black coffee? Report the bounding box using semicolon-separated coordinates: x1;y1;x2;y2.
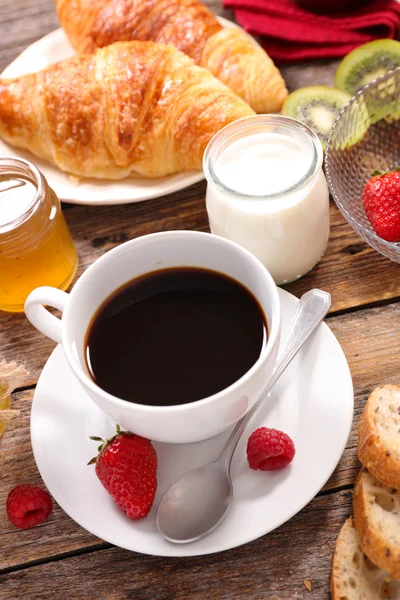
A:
85;267;267;407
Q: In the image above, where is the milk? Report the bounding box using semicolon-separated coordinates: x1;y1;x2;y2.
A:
213;132;313;197
204;117;330;285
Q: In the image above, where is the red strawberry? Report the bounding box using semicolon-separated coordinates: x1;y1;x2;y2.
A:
362;168;400;242
89;425;157;520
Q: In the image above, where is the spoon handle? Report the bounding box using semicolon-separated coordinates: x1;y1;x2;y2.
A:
218;288;332;467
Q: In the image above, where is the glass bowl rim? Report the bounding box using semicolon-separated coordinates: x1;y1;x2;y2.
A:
325;65;400;252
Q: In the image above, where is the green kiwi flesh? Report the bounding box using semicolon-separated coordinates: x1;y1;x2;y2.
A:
335;39;400;97
281;86;351;149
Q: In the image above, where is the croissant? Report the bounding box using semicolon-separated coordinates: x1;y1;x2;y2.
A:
0;41;254;179
56;0;288;113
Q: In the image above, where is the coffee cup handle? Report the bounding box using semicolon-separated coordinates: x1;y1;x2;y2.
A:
24;286;69;345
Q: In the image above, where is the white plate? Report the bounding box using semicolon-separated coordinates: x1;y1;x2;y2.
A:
30;287;353;557
0;18;252;205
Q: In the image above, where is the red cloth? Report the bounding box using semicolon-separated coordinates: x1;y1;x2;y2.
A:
222;0;400;62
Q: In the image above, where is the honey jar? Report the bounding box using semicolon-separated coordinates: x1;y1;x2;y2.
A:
0;157;78;312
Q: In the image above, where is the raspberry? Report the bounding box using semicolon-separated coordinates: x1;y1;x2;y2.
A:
6;484;53;529
247;427;295;471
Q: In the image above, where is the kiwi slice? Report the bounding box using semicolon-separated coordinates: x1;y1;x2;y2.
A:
335;39;400;97
281;86;351;149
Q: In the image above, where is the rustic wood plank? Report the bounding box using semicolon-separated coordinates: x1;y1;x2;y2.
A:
286;202;400;311
323;302;400;491
0;489;353;599
0;0;59;71
1;195;400;382
0;390;103;571
0;186;212;382
3;0;398;383
2;302;400;569
0;0;399;595
281;60;339;92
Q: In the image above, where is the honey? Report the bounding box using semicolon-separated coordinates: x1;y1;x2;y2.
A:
0;158;78;312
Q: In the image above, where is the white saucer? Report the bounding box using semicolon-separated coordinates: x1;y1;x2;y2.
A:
0;18;254;205
31;287;353;557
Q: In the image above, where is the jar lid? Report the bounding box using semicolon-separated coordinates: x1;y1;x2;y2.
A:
0;157;43;234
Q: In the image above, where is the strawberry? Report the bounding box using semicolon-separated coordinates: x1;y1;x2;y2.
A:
89;425;157;520
362;168;400;243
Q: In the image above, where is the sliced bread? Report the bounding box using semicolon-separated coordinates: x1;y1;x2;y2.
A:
354;468;400;578
331;517;400;599
358;385;400;490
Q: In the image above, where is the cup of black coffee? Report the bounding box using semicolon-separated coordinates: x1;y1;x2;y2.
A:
25;231;281;443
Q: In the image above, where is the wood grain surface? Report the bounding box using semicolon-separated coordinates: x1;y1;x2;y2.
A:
2;302;400;581
1;199;400;384
0;490;353;600
1;0;400;598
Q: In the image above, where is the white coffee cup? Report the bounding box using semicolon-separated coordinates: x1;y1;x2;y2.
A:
25;231;281;444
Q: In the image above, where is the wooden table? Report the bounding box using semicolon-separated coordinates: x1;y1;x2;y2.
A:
1;1;400;598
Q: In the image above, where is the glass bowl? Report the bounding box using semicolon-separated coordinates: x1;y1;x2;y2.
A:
325;66;400;263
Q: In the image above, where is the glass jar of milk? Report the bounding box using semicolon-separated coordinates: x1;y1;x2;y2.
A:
203;115;330;285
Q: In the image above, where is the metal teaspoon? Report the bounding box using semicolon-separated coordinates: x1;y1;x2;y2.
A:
156;288;332;544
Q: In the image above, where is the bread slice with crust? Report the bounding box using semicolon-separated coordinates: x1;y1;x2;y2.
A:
331;517;400;599
354;468;400;578
358;385;400;490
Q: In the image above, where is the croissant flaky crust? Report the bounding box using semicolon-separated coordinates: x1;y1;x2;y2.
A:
57;0;222;64
0;41;254;179
56;0;288;113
